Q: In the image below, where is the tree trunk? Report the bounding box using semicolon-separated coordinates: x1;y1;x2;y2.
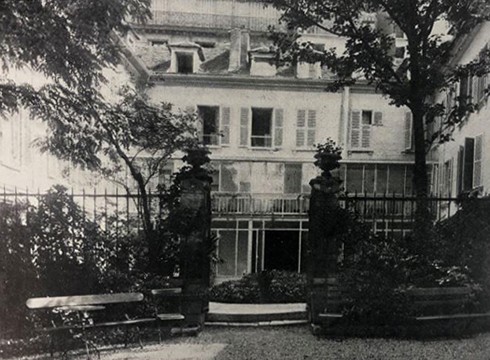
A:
411;105;432;242
412;107;428;199
130;169;160;273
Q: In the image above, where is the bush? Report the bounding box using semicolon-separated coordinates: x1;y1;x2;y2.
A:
209;270;306;303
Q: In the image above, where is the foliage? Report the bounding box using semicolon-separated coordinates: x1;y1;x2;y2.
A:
433;198;490;310
335;199;490;326
0;202;36;337
314;138;342;173
267;0;490;198
0;0;151;119
0;185;177;339
209;271;306;304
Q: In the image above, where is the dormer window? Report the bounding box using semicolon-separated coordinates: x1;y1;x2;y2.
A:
176;52;194;74
249;47;276;77
168;42;205;74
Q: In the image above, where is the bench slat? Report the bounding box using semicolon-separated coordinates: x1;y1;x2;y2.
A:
94;318;157;327
26;293;144;309
157;313;185;321
318;313;343;319
407;287;471;297
416;312;490;321
151;288;182;296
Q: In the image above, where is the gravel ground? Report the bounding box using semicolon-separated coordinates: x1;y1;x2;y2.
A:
199;326;490;360
11;325;490;360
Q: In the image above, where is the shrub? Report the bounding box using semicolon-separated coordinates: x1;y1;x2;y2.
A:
209;270;306;303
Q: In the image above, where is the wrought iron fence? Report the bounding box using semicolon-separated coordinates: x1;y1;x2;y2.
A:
1;188;487;237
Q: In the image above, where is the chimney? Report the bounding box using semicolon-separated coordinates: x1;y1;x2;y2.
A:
228;28;249;72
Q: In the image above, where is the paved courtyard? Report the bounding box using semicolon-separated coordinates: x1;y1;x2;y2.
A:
39;325;490;360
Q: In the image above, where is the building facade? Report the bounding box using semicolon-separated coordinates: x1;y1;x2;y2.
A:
432;21;490;203
122;0;419;282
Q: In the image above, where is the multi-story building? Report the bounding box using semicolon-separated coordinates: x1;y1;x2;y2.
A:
121;0;418;282
432;21;490;201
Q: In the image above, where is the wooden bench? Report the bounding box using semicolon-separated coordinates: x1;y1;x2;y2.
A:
26;293;156;358
315;287;490;335
407;287;490;322
150;288;192;339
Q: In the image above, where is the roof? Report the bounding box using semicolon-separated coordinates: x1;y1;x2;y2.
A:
127;29;336;81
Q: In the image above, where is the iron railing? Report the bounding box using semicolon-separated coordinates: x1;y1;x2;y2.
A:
1;188;486;235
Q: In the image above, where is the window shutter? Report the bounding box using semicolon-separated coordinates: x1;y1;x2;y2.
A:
404;112;413;150
240;107;249;147
296;110;306;147
457;146;464;195
221;107;231;146
307;110;316;146
350;111;361;148
274;108;284;147
373;111;383;126
361;124;371;148
473;134;483;187
463;137;475;191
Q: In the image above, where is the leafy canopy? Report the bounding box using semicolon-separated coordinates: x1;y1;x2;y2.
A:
267;0;490;197
0;0;151;114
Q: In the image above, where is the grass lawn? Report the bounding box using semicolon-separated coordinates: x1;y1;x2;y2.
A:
8;325;490;360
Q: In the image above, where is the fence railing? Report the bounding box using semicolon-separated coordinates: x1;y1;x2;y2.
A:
1;188;487;236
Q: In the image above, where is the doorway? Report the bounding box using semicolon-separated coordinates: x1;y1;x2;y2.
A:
263;230;299;272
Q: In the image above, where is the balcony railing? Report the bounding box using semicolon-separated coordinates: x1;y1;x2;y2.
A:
147;0;283;31
210;192;438;219
212;193;309;215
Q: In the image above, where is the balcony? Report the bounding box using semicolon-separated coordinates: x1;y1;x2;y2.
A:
211;193;309;215
147;0;283;32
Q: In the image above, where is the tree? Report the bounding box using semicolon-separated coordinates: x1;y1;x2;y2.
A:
267;0;490;202
37;86;200;271
0;0;151;118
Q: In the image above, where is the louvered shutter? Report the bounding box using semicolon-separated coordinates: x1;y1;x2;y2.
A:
274;108;284;147
221;107;231;146
474;134;483;187
448;158;454;196
307;110;316;146
350;111;361;148
240;108;249;147
373;112;383;126
296;110;306;147
404;112;413;150
361;124;371;148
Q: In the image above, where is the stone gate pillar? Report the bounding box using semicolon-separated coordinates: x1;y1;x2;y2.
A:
307;143;343;330
175;148;212;332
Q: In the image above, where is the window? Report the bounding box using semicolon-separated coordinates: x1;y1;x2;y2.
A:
404;112;413;151
251;108;273;147
350;110;382;149
158;161;174;189
441;159;454;196
1;112;22;168
459;74;473;106
463;137;475;192
284;163;302;194
296;110;317;148
198;106;219;146
176;52;193;74
342;163;414;194
210;165;220;192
